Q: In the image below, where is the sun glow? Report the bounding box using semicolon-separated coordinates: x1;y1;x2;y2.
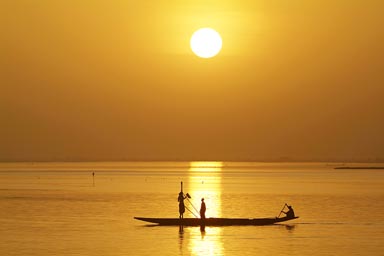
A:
190;28;222;58
190;162;223;169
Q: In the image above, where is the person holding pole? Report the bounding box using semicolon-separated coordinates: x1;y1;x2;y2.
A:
277;203;295;219
283;205;295;218
178;182;187;219
178;192;187;219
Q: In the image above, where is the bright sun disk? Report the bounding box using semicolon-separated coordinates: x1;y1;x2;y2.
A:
190;28;222;58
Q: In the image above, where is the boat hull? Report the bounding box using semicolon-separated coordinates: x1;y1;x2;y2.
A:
134;216;298;226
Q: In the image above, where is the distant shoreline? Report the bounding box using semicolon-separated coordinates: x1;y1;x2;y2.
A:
334;167;384;170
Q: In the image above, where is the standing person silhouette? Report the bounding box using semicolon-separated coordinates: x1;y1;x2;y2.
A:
178;191;186;219
199;198;206;232
200;198;206;220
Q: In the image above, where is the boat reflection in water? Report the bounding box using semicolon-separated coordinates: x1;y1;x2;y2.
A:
187;162;224;256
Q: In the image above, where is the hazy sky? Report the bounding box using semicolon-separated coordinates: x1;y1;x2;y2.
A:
1;0;383;161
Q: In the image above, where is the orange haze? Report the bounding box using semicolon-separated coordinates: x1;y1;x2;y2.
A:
1;1;383;161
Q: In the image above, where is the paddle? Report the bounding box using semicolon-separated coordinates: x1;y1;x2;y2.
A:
277;203;288;218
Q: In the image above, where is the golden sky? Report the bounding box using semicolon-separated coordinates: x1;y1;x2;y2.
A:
1;0;383;161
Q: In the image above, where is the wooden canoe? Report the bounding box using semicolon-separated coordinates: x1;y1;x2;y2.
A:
134;216;298;226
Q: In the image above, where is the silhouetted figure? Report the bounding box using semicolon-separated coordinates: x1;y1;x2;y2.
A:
283;205;295;218
200;198;206;219
178;191;186;219
200;198;206;231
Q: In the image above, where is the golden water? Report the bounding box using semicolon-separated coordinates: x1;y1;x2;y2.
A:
0;162;383;255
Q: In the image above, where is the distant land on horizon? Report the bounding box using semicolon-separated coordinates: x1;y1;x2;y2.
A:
1;156;383;163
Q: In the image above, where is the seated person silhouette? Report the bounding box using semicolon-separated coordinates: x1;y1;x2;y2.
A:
283;205;295;218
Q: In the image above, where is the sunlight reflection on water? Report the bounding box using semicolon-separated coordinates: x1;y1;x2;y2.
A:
187;162;223;255
189;227;223;256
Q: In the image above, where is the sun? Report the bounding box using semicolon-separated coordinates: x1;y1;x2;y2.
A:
190;28;222;58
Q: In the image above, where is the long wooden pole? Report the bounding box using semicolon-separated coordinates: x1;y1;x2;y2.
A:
277;203;287;218
186;197;200;217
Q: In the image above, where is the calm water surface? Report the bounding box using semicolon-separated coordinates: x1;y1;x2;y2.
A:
0;162;383;256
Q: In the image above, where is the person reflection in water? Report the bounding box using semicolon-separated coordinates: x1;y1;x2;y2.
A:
283;205;295;218
178;192;186;219
200;198;206;220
